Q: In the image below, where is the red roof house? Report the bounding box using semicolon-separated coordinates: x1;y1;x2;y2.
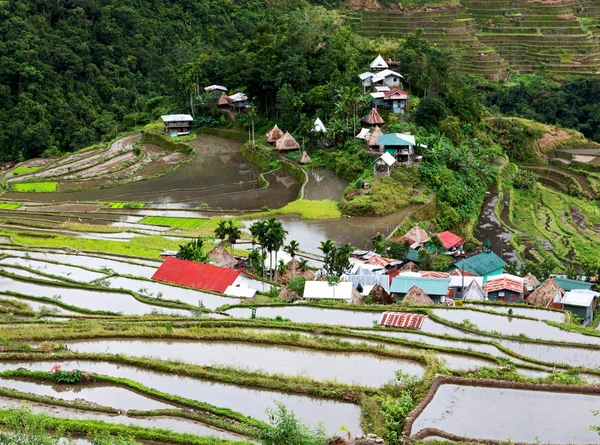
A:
152;257;252;293
379;312;428;329
437;231;464;250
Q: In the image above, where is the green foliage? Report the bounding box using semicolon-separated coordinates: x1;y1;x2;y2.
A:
259;403;328;445
288;277;307;297
512;169;538;190
177;237;210;263
0;406;64;445
319;240;352;277
51;369;82;384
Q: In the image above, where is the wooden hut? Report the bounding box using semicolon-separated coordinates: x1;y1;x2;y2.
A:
275;132;300;151
526;278;564;308
265;125;284;144
362;108;385;126
402;285;434;305
368;283;394;305
523;272;540;294
397;261;420;273
403;225;430;247
207;245;238;269
280;258;315;284
367;126;384;150
299;151;311;164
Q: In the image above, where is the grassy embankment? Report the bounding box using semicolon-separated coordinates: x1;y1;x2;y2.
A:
12;182;58;192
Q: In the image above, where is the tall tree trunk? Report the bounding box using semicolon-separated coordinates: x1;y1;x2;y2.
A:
274;249;278;283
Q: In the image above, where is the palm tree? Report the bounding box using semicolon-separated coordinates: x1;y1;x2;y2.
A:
283;240;300;278
214;221;228;244
226;221;241;254
266;218;287;282
319;239;335;276
249;221;268;278
298;258;309;273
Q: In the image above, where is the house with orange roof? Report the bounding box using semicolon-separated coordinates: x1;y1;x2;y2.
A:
484;273;525;303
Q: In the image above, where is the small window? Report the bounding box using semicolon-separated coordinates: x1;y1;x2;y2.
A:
499;291;505;297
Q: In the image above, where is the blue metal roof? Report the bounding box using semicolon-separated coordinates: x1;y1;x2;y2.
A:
391;276;450;296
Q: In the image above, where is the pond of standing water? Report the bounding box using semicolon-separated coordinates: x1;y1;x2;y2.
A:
431;308;600;345
0;360;363;436
0;277;190;316
410;384;600;444
302;168;348;201
63;338;424;387
0;378;174;411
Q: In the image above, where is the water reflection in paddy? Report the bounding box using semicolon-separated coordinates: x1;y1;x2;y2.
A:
64;338;424;386
465;303;565;323
0;257;106;282
0;360;363;436
410;384;600;444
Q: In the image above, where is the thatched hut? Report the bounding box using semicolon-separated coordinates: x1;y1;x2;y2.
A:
362;108;385;126
279;287;299;302
398;261;420;273
265;125;284;144
367;126;383;149
208;245;238;268
280;258;315;284
402;285;434;305
275;132;300;151
526;278;564;307
403;225;430;246
217;92;230;107
368;283;394;305
523;272;540;294
299;151;311;164
351;287;363;305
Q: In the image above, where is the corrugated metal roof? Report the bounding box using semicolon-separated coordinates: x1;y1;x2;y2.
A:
553;277;593;291
377;152;396;167
370;55;389;69
356;128;371;139
452;251;506;276
437;231;464;249
224;285;256;299
378;133;416;147
303;281;354;300
152;257;241;293
484;276;523;294
161;114;193;122
562;289;599;307
379;312;428;329
390;276;450;296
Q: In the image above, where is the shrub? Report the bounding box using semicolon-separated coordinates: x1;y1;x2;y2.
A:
288;277;306;297
52;369;82;384
259;403;328;445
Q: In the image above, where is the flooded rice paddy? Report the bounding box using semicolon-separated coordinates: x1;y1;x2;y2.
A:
465;303;565;323
410;384;600;444
0;360;362;436
63;338;424;386
0;257;106;282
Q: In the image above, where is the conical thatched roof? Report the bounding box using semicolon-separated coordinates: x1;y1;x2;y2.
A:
217;92;230;106
367;126;384;147
275;132;300;151
369;283;394;305
265;125;284;143
280;258;315;284
462;280;487;301
404;226;430;245
299;151;311;164
363;108;385;125
351;287;363;305
398;261;420;273
523;272;540;292
527;278;563;307
403;285;434;305
208;245;238;269
279;287;300;302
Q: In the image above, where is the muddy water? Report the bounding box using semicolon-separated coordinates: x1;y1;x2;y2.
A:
302;168;348;201
106;276;240;310
2;135;299;211
431;308;600;345
473;188;518;263
410;384;600;444
0;395;245;440
1;250;157;278
0;276;190;316
226;306;383;327
499;339;600;369
0;378;174;411
0;265;68;283
465;303;565;323
0;360;363;436
64;339;424;386
0;257;107;283
0;293;77;315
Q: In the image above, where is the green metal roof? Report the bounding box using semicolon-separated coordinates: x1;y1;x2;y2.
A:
391;276;450;296
451;251;506;276
378;133;415;147
406;250;420;263
553;277;593;291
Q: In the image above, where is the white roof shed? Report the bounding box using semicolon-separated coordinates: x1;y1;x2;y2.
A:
370;55;389;70
303;281;354;301
224;285;257;299
562;289;600;307
356;128;371;140
313;118;327;133
161;114;193;122
376;152;396;167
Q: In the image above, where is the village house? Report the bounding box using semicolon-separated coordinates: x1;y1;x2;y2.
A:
483;273;525;303
398;225;430;249
366;126;383;150
358;55;404;93
391;275;450;304
461;280;487;301
161;114;193;136
436;231;464;252
204;85;227;98
552;276;594;292
373;152;396;176
217;92;249;111
450;242;506;283
371;88;409;114
526;278;564;308
363;108;385;127
152;257;267;294
265;125;284;144
378;133;416;163
303;280;357;302
379;311;429;329
561;289;600;325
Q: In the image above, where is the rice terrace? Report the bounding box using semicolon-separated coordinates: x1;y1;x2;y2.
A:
7;0;600;444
